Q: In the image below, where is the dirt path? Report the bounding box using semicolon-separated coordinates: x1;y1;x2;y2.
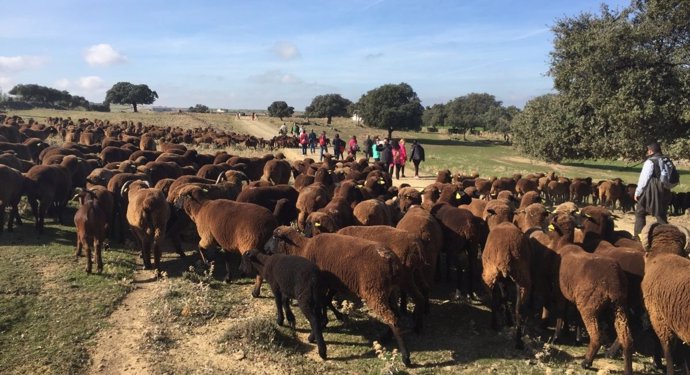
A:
87;270;162;375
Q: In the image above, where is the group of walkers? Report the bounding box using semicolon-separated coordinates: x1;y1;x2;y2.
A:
281;125;426;179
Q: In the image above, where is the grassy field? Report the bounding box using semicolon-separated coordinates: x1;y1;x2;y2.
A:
0;218;137;374
0;108;685;374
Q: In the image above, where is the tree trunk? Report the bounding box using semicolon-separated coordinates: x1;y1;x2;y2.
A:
132;102;138;113
327;115;332;125
463;129;467;141
387;127;394;140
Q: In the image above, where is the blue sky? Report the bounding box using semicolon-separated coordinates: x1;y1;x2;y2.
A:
0;0;630;110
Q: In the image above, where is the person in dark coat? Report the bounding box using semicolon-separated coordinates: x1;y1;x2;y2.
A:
379;139;392;168
363;135;374;161
409;140;425;179
633;142;671;237
332;134;345;160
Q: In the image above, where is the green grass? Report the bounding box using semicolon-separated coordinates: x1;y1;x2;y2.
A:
0;217;137;375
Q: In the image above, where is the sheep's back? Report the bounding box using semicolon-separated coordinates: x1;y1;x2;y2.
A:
642;253;690;343
200;200;277;251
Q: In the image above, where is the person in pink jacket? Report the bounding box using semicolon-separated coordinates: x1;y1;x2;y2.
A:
398;139;408;178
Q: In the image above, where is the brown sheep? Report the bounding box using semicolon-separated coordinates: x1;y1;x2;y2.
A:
24;164;73;233
397;186;421;214
174;185;278;289
396;206;444;290
460;198;488;218
73;190;108;273
295;182;331;231
481;221;532;349
483;200;514;229
518;191;541;209
540;213;633;375
0;165;25;233
641;224;690;375
304;197;354;236
513;203;548;232
122;180;170;272
236;185;299;226
430;203;488;299
264;226;413;367
598;178;625;211
436;169;451;183
352;199;392;226
261;159;291;185
337;225;427;330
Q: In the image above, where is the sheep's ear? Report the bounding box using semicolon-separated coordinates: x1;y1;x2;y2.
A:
486;208;496;216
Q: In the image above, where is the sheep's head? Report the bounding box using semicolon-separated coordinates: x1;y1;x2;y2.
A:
515;203;548;231
519;191;541;208
265;226;301;254
439;184;471;206
546;211;580;238
642;223;689;256
398;187;422;214
578;206;614;237
239;248;264;277
304;212;337;237
436;169;451;183
483;201;514;230
173;185;208;212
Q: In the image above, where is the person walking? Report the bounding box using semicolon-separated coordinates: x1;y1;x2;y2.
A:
409;140;425;179
318;131;329;161
333;134;345;160
363;135;374;161
398;139;408;177
372;137;381;162
391;143;402;179
308;129;317;154
348;135;359;159
633;142;671;237
299;129;308;155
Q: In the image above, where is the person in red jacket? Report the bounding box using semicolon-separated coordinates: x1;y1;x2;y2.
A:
348;135;359;159
299;130;308;155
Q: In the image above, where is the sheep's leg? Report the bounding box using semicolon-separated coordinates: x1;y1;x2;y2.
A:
579;308;601;370
84;237;93;274
141;234;153;270
612;305;633;375
0;204;5;233
75;237;83;259
299;299;327;359
11;203;21;228
166;213;189;257
490;283;502;331
251;275;263;298
369;295;411;367
222;250;237;283
514;283;527;350
283;296;296;329
657;333;674;375
95;239;104;273
153;240;162;276
273;289;285;326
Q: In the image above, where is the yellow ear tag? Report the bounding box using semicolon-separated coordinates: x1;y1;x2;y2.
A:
202;188;209;193
356;184;363;188
378;180;385;185
548;224;555;231
314;222;321;227
585;213;592;218
455;192;462;199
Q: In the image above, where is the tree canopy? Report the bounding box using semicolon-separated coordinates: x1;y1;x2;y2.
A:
421;93;510;139
512;0;690;161
354;82;423;138
304;94;352;124
188;104;209;113
267;101;294;120
104;82;158;112
7;83;106;111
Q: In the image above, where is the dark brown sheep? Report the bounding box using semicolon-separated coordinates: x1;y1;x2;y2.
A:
264;226;413;367
239;249;327;359
261;159;292;185
0;165;25;233
397;186;421;214
24;164;73;233
337;225;427;329
236;185;299;226
396;206;444;291
73;190;108;273
174;185;278;288
430;203;488;299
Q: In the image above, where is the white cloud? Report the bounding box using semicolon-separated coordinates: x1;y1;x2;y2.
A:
54;78;70;90
271;41;301;60
249;70;303;85
0;55;48;73
83;44;127;66
78;76;105;90
0;76;13;91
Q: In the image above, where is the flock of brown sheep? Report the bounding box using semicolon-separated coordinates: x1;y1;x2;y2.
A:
1;114;690;374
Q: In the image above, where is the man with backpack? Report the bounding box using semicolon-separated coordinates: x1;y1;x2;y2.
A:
633;142;678;237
